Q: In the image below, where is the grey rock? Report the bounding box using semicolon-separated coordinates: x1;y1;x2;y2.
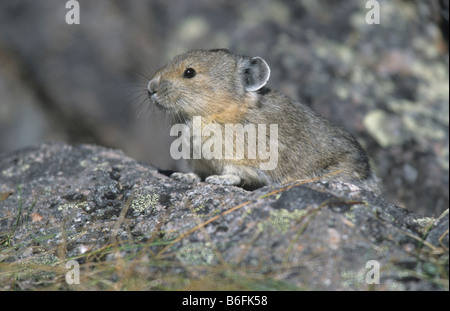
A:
0;142;447;290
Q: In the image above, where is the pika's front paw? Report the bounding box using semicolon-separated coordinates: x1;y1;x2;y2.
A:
171;172;201;184
205;174;241;186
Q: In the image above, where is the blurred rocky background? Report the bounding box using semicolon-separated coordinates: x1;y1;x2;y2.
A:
0;0;448;216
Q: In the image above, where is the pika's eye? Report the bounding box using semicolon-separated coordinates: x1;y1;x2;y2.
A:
183;68;196;79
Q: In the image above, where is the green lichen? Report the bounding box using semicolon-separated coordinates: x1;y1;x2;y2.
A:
79;157;110;171
2;163;30;178
193;203;205;213
130;194;159;213
344;210;356;223
192;203;221;218
259;209;307;234
363;110;410;148
176;242;215;265
57;201;88;211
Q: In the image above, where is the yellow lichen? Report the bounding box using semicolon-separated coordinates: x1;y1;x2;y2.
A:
130;194;159;213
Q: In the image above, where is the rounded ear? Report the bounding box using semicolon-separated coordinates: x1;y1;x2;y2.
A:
241;57;271;92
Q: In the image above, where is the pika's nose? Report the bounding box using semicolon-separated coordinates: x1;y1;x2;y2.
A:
148;76;160;96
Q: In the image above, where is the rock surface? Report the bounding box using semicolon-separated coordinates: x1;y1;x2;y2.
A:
0;142;447;290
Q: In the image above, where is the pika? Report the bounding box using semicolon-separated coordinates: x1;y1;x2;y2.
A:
148;49;380;192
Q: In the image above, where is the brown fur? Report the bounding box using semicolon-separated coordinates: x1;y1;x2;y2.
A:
148;49;380;193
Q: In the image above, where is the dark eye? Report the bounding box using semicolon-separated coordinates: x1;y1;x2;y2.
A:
183;68;196;79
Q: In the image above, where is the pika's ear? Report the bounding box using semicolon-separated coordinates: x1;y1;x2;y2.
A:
240;57;271;92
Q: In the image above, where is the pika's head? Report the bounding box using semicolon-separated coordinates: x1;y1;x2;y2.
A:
147;49;270;120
